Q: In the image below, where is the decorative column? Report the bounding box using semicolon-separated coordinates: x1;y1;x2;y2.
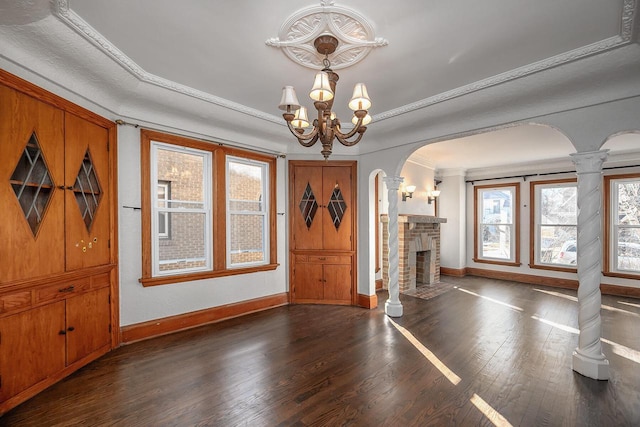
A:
570;150;609;380
383;176;404;317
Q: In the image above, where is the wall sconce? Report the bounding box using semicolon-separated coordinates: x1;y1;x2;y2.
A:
402;185;416;201
428;189;441;204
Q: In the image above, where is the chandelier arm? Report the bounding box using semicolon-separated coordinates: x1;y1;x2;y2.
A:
286;121;319;145
336;130;366;147
334;116;364;141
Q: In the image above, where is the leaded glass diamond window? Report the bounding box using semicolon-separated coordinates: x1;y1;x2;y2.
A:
73;148;102;231
328;185;347;230
10;132;54;236
299;182;318;229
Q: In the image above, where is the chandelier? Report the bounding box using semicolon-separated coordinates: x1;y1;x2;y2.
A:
278;35;372;160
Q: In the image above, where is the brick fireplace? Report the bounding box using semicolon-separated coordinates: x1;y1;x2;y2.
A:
381;215;447;292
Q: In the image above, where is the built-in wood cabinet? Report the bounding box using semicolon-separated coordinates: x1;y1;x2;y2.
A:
289;161;356;305
0;70;118;415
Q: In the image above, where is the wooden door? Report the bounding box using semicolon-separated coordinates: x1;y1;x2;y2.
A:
323;264;352;303
0;301;66;402
65;287;111;365
64;113;111;271
322;166;352;250
291;166;324;250
0;85;65;283
292;263;324;302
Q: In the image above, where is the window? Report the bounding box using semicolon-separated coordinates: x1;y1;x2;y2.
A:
530;179;577;270
140;130;277;286
474;183;520;265
605;174;640;277
151;143;211;276
226;156;269;267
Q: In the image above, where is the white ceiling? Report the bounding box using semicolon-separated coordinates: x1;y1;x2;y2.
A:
1;0;639;172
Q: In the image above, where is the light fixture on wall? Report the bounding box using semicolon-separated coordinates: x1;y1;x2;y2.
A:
428;179;442;204
278;35;372;160
402;185;416;201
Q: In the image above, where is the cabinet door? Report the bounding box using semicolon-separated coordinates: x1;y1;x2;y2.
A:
65;287;111;365
292;263;324;302
291;165;324;250
64;113;111;270
0;85;65;283
0;301;66;402
323;264;352;304
322;166;352;251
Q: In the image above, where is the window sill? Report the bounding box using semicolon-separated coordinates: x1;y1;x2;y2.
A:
472;258;521;267
603;271;640;280
139;263;280;287
529;263;576;273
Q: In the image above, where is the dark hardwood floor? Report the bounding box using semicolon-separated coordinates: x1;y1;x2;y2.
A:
2;276;639;426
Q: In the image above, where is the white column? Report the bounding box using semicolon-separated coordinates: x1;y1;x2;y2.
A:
383;176;404;317
570;150;610;380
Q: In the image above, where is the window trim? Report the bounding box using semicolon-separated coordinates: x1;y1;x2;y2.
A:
604;173;640;279
140;130;278;286
529;178;577;272
473;182;521;266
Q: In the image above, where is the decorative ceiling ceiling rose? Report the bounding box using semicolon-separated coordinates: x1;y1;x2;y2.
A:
266;1;388;70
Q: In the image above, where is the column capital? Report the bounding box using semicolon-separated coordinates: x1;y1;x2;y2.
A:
383;175;404;191
570;150;609;174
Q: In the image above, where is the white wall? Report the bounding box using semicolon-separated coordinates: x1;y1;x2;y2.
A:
117;126;289;326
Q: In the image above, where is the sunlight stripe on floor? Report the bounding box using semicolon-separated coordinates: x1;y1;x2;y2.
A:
533;288;640;318
457;288;523;312
387;317;461;385
531;316;640;364
470;393;514;427
618;301;640;309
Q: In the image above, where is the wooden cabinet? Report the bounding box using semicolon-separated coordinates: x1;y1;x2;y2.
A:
0;71;117;415
289;161;356;305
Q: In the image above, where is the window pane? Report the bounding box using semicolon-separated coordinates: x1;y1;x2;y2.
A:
229;214;265;265
158;212;207;273
540;226;577;265
482;190;512;223
481;224;511;259
617;181;640;225
541;186;577;224
228;161;263;212
617;228;640;272
157;148;205;209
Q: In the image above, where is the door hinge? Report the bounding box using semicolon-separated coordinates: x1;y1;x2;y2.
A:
109;324;112;333
108;239;111;249
107;141;110;152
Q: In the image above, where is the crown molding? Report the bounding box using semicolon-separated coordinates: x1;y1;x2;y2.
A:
373;0;638;123
51;0;283;125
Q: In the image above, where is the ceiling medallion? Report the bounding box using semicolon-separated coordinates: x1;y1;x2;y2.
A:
266;0;388;70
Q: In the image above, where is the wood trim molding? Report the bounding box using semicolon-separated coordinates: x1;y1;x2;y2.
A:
120;292;289;344
600;283;640;298
440;267;466;277
357;293;378;309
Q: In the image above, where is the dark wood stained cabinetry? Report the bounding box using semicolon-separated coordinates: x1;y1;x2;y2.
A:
0;70;118;415
289;161;356;305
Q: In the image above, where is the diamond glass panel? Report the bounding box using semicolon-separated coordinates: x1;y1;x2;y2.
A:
73;148;102;231
10;132;54;236
299;182;318;229
328;185;347;230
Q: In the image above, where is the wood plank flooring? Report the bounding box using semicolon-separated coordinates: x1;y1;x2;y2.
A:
2;276;639;426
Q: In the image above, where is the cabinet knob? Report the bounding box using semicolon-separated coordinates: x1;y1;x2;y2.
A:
67;326;75;332
58;285;75;293
59;330;66;335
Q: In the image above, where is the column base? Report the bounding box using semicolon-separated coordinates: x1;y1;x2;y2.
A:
572;349;610;380
385;299;403;317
